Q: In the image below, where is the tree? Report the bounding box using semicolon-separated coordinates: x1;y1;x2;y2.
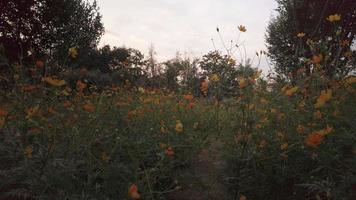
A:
200;51;238;96
0;0;104;63
266;0;356;78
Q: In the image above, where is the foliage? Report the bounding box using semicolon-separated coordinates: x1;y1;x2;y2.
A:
0;0;104;63
266;0;356;78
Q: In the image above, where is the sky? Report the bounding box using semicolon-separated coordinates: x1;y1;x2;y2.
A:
96;0;278;72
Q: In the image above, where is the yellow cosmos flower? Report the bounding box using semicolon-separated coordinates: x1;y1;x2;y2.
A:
200;80;209;94
285;86;298;96
315;89;332;109
297;32;305;38
210;74;220;82
280;143;288;150
44;77;66;87
101;152;109;162
239;78;248;88
175;120;183;132
238;25;247;32
314;111;322;120
68;47;78;58
24;145;33;159
326;14;341;22
228;58;236;65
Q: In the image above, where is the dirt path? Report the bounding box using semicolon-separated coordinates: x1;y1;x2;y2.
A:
168;140;232;200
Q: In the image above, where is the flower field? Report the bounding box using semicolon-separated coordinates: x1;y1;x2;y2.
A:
1;1;356;199
0;63;355;199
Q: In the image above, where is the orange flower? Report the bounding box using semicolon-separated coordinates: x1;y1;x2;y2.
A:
315;89;332;108
312;54;323;64
83;103;95;112
0;107;8;117
35;60;45;68
183;94;194;101
186;102;195;109
63;100;72;108
305;133;324;148
25;106;39;119
128;184;140;199
22;84;37;92
165;147;175;156
76;80;87;92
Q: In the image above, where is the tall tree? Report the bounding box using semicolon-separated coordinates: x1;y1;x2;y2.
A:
0;0;104;63
266;0;356;78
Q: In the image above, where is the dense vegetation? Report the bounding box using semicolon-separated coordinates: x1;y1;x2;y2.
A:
0;0;355;199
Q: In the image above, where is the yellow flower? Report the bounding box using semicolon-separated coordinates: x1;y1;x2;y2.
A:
25;106;39;119
281;143;288;150
68;47;78;58
24;145;33;158
285;86;298;96
314;89;332;109
238;25;247;32
160;126;167;133
228;58;236;65
175;120;183;132
326;14;341;22
210;74;220;82
44;77;66;87
200;80;209;95
101;152;109;162
297;32;305;38
239;78;248;88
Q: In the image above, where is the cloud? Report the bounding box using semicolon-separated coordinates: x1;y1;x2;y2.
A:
96;0;278;72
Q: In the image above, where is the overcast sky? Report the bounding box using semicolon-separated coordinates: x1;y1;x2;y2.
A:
96;0;278;72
